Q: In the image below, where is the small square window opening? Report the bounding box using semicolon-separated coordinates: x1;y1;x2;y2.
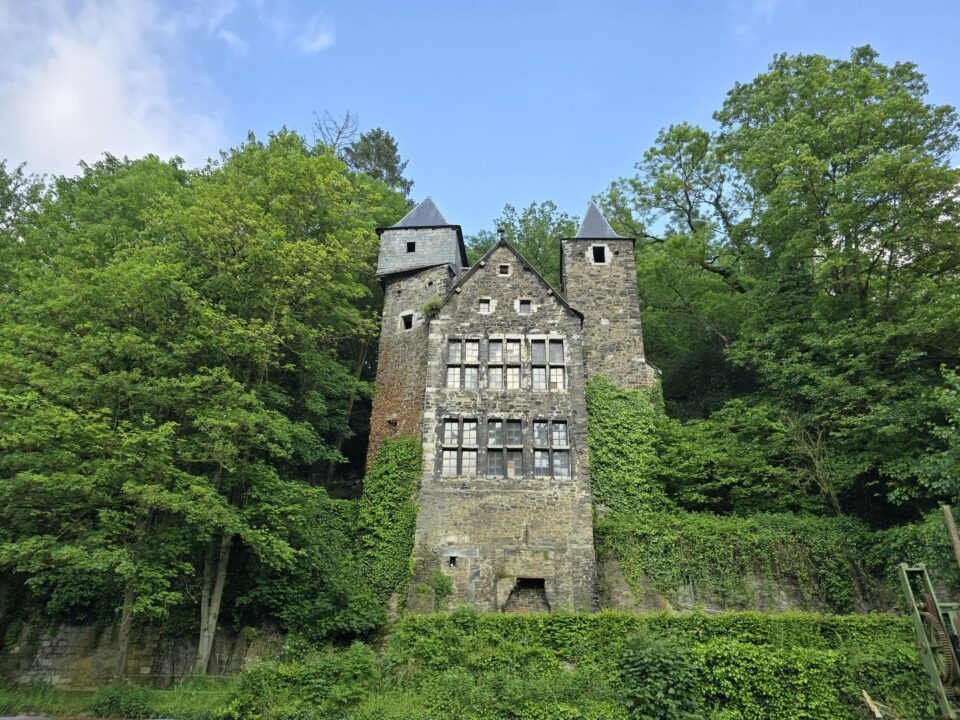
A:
448;556;458;567
401;313;413;330
498;264;510;275
407;241;416;253
479;298;491;313
518;299;532;315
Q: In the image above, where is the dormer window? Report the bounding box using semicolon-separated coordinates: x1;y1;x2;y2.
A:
407;241;416;253
592;245;607;263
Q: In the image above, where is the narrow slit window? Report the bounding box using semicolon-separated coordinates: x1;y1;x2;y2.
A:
401;313;413;330
592;245;606;263
407;241;416;253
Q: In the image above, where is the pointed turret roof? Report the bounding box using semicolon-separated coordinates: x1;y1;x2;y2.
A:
575;201;626;239
392;196;449;228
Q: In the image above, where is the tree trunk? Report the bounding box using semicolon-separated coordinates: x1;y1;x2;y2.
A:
115;582;135;680
193;529;233;675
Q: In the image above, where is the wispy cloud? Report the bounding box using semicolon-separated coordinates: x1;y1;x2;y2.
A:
218;28;248;55
0;0;222;176
296;14;335;54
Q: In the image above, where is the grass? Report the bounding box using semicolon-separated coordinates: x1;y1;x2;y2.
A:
0;678;237;719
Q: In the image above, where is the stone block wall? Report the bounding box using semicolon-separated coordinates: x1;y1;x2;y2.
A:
409;244;596;613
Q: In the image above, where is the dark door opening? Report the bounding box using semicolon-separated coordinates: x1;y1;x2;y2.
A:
502;577;550;613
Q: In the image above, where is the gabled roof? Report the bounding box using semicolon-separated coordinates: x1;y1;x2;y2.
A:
443;238;584;320
376;196;469;268
574;201;627;239
392;196;449;227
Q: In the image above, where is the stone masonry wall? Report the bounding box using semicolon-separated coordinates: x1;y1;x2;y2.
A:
409;245;596;613
376;227;462;277
1;624;278;689
366;264;452;466
561;238;658;389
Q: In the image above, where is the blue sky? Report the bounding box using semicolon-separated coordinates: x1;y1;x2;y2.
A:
1;1;958;234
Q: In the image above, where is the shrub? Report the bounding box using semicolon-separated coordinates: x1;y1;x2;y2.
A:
90;681;154;719
619;634;698;720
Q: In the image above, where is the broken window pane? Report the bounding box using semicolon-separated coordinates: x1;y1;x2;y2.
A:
443;420;459;445
506;449;522;477
549;366;565;390
487;420;503;446
505;420;522;445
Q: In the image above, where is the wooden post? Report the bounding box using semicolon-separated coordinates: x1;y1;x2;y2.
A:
943;505;960;573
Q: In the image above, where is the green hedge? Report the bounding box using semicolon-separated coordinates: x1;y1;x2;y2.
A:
222;610;935;720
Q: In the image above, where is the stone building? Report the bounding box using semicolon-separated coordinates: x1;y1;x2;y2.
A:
369;197;658;613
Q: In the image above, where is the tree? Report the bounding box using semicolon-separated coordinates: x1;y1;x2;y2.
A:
466;201;578;288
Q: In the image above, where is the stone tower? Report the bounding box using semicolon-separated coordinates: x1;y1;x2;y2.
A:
560;202;659;389
367;198;468;464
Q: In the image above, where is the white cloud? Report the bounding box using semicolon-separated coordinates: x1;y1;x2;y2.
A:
296;14;335;54
0;0;222;176
218;28;248;55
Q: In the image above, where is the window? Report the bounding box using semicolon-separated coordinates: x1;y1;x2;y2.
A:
479;298;491;314
518;299;532;315
462;420;478;446
465;341;480;363
448;340;462;363
506;449;523;477
446;365;461;388
401;313;413;330
464;366;478;389
592;245;606;263
498;264;510;275
487;419;521;477
488;365;503;389
505;365;521;389
531;419;571;478
440;418;478;477
442;450;458;476
448;556;458;567
407;241;416;253
489;340;503;363
505;340;521;363
531;338;565;392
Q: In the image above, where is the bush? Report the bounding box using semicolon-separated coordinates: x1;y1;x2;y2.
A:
90;681;154;719
619;634;697;720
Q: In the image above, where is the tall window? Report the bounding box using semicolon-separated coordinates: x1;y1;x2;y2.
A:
488;340;503;389
446;338;480;389
486;418;524;477
505;339;521;389
531;420;571;477
440;418;479;476
531;338;566;391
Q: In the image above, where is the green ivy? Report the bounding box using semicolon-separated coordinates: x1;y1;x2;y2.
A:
357;436;423;605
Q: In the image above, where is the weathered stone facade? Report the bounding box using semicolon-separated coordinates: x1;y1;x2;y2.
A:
370;199;658;613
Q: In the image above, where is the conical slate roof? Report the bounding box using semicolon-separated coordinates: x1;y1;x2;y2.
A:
391;196;450;228
575;201;626;239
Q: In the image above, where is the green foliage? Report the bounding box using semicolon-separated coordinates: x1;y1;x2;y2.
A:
358;436;423;604
90;681;154;719
466;201;577;288
619;634;697;720
227;642;378;720
422;297;444;319
430;571;453;612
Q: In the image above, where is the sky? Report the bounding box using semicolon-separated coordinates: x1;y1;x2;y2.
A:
1;0;959;235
